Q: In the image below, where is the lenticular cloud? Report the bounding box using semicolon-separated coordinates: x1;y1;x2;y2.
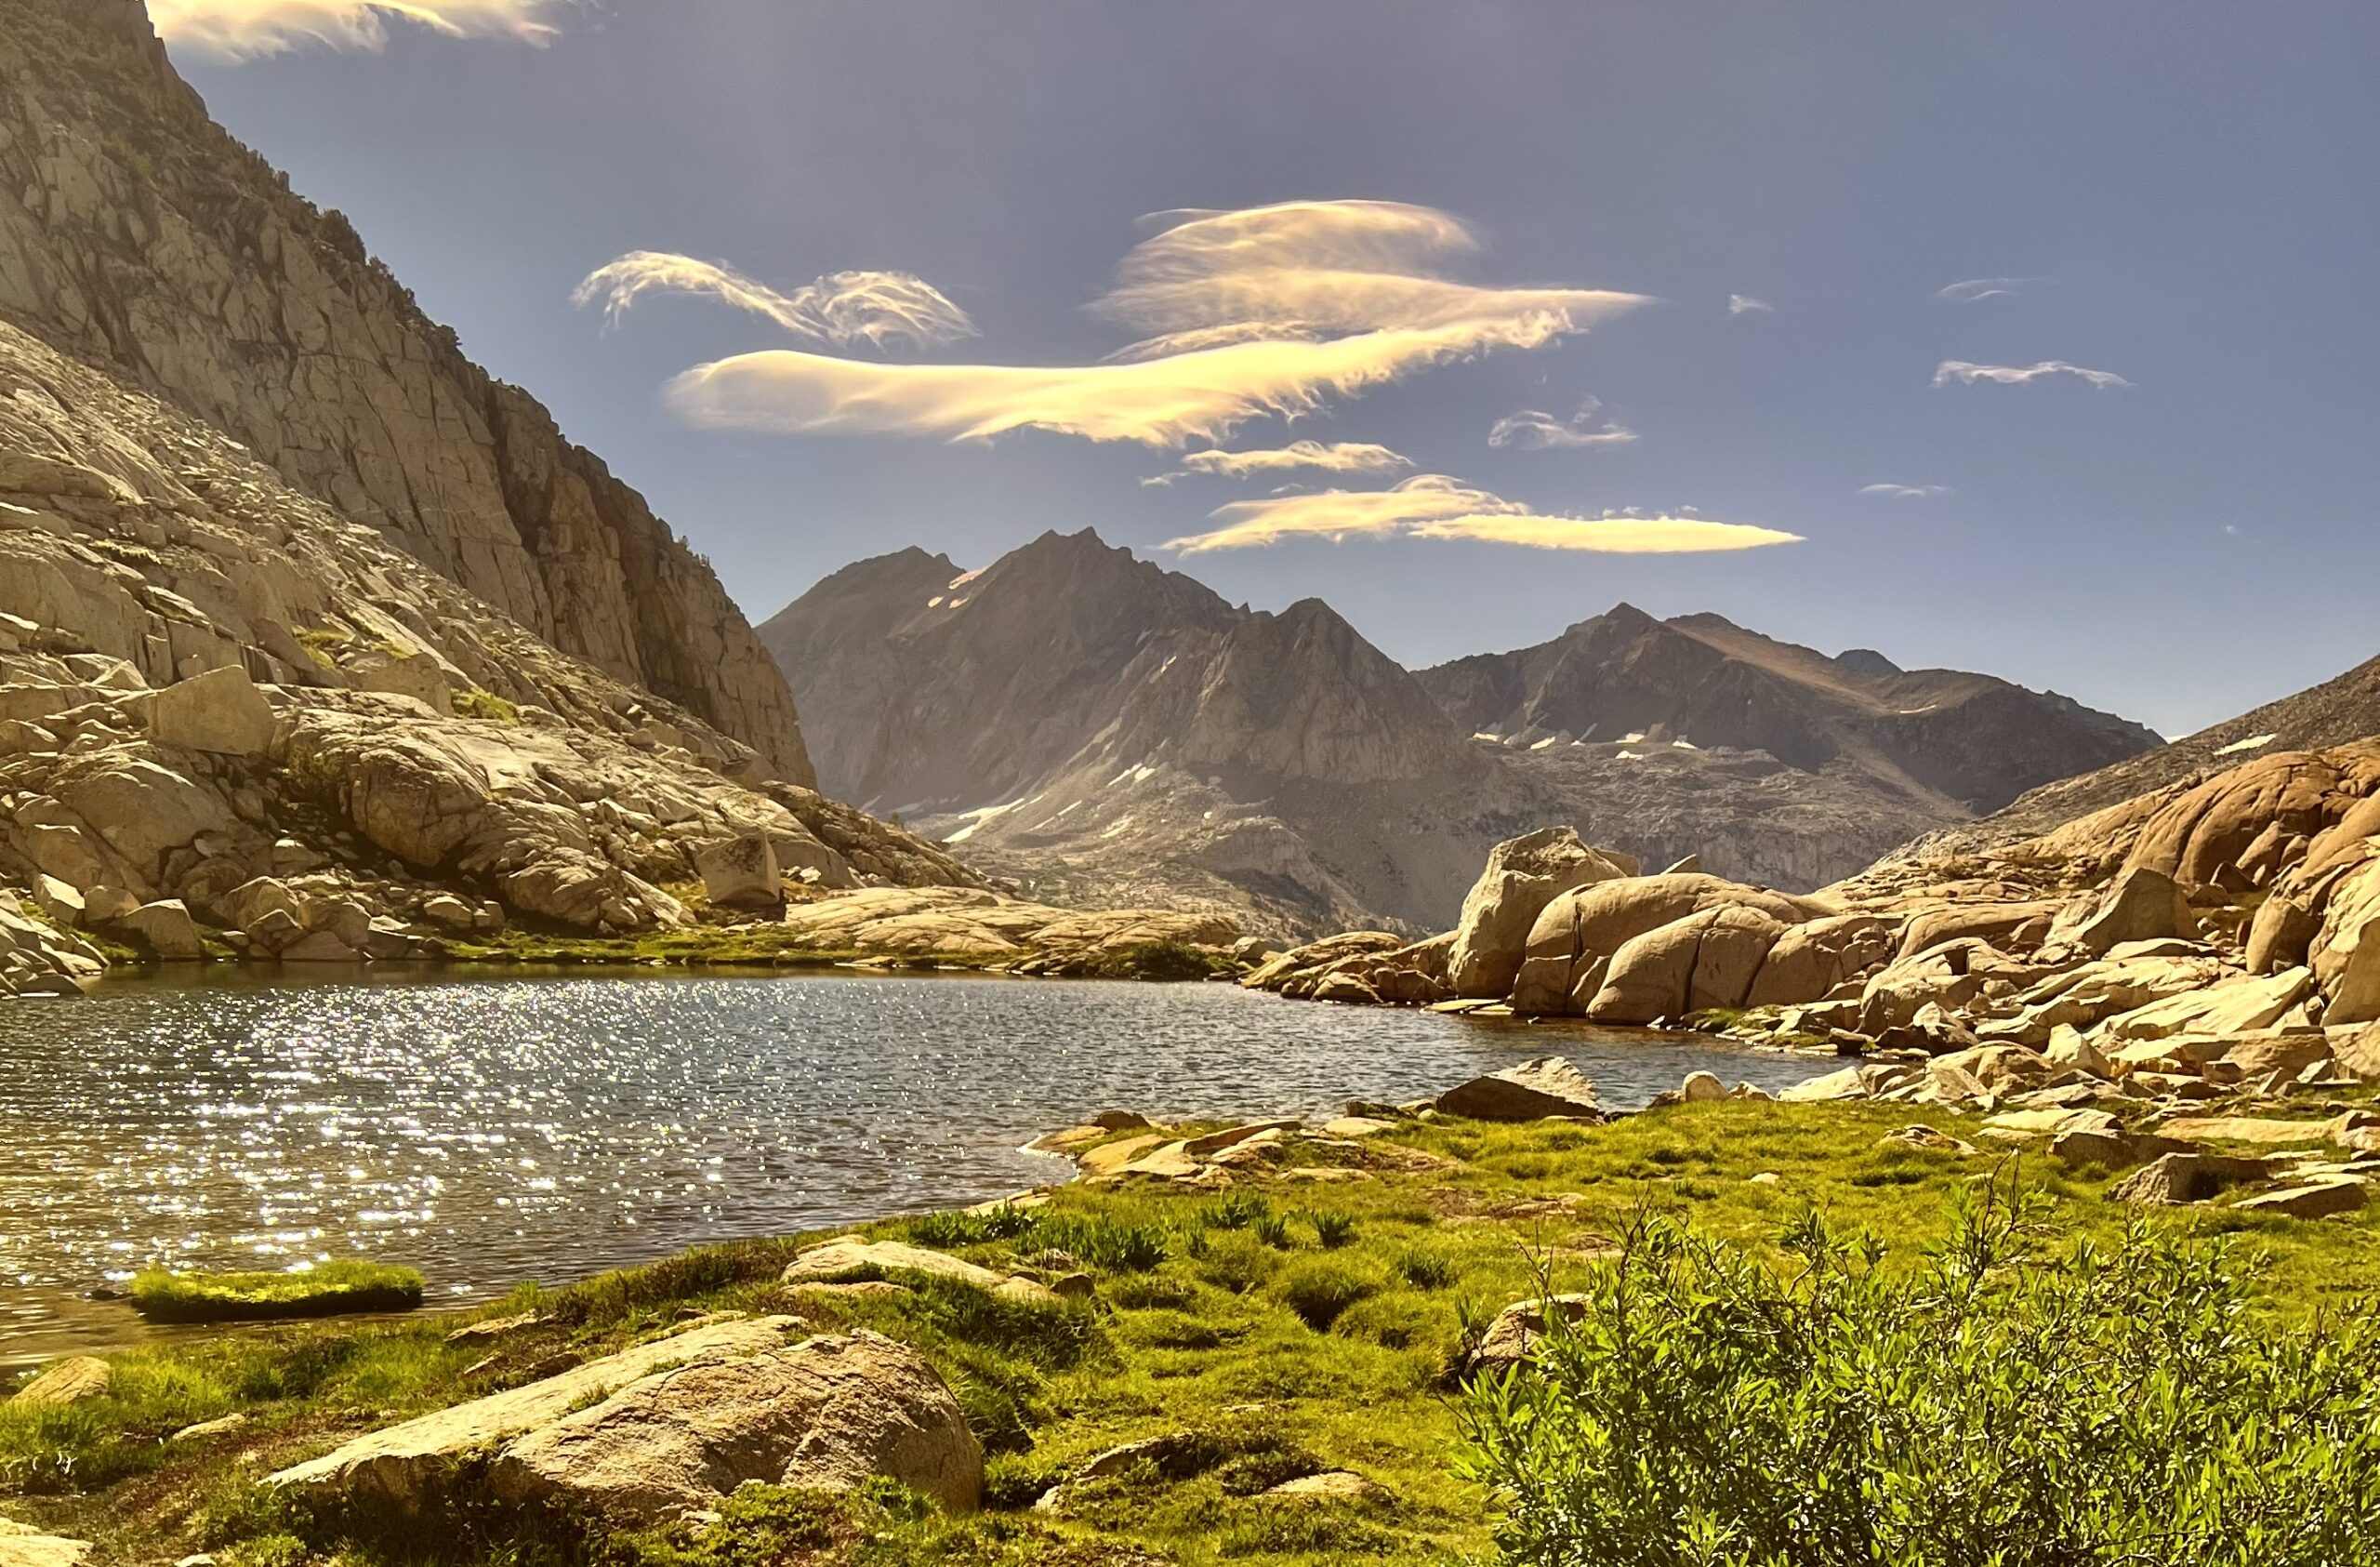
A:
150;0;569;60
574;254;976;352
589;199;1651;449
1159;474;1802;556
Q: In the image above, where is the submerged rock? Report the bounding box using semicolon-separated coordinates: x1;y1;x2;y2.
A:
1435;1057;1604;1122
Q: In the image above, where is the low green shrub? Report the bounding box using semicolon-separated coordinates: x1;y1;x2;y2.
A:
1460;1184;2380;1567
1078;939;1236;981
128;1260;424;1323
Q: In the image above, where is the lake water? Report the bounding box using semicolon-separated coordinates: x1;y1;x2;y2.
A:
0;968;1813;1361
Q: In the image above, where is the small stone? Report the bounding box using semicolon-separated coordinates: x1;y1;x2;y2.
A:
169;1413;250;1442
2233;1179;2367;1219
9;1356;112;1408
1262;1469;1385;1502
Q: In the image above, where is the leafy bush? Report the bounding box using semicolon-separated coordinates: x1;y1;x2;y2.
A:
129;1260;424;1322
1460;1184;2380;1567
1273;1257;1382;1331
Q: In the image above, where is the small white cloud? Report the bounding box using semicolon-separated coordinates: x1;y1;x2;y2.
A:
1726;294;1773;316
1487;397;1637;452
1858;483;1950;499
1933;360;2131;390
151;0;572;60
575;254;976;352
1160;473;1801;556
1937;276;2048;303
1143;441;1412;486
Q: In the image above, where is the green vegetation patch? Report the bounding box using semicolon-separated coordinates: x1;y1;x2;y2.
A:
1074;939;1239;982
128;1260;426;1323
14;1101;2379;1567
1461;1183;2380;1566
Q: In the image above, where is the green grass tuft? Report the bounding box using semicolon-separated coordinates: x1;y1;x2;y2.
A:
128;1260;425;1323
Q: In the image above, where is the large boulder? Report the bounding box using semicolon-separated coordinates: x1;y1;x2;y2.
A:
1511;874;1819;1016
1583;904;1788;1024
1445;828;1631;999
693;833;783;910
2096;966;2315;1042
2310;859;2380;1026
147;665;274;758
2056;866;2196;956
1895;901;2062;962
1745;914;1894;1008
268;1318;978;1520
47;753;238;890
113;898;205;959
1435;1056;1604;1122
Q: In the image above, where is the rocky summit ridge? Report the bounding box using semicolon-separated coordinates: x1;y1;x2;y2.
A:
761;527;1532;936
763;532;2161;936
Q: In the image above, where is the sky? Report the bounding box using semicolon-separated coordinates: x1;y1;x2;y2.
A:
156;1;2378;739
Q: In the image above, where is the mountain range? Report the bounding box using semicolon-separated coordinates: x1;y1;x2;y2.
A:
760;530;2162;935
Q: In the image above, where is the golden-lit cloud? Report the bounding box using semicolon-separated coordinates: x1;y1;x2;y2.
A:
1142;441;1412;486
1936;276;2048;303
149;0;570;60
1488;397;1636;451
1934;359;2130;390
613;199;1651;448
1159;474;1802;556
575;253;975;352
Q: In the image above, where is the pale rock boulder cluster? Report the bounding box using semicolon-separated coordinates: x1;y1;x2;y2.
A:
1251;745;2380;1215
0;322;979;994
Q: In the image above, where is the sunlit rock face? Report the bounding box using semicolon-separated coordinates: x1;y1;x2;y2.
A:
0;0;811;784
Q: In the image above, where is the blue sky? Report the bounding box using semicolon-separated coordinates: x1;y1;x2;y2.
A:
161;1;2378;737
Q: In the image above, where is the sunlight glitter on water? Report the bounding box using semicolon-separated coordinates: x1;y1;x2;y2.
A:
0;967;1813;1355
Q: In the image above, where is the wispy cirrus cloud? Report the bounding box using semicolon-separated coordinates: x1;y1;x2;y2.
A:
1934;359;2131;390
574;253;976;352
1858;483;1950;499
1159;474;1800;557
1937;276;2048;303
149;0;573;60
1487;397;1636;452
612;200;1651;448
1726;293;1773;316
1142;441;1411;486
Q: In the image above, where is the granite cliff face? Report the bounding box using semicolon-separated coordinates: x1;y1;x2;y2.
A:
0;0;1012;996
0;0;810;782
763;536;2161;936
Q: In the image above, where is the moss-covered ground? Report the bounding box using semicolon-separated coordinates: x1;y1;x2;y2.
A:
5;1100;2374;1565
